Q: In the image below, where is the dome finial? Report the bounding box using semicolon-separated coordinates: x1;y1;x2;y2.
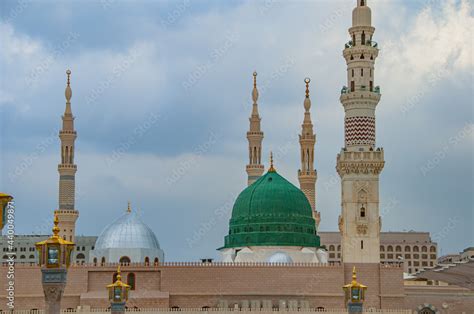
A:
268;151;276;172
116;264;122;281
127;201;131;213
352;266;357;283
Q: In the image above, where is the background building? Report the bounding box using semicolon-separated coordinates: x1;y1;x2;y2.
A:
320;231;438;274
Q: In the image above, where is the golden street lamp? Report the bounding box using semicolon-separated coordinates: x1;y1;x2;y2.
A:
35;214;75;314
107;265;130;314
0;193;13;233
342;266;367;313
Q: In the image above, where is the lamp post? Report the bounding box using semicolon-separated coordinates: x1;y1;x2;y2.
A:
35;214;75;314
0;193;13;234
342;266;367;313
107;265;130;314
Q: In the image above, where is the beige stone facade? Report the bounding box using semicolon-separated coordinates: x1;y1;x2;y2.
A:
1;262;473;312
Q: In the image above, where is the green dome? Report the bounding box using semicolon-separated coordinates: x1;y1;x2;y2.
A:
223;170;320;249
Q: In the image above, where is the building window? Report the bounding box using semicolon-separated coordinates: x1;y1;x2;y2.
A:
414;254;420;259
127;273;136;290
380;246;385;252
405;246;411;252
76;253;85;260
101;257;106;265
119;256;131;265
405;254;410;259
93;258;98;265
361;240;364;250
413;246;419;252
380;254;385;259
329;245;335;251
414;261;420;266
422;254;428;259
337;245;341;251
430;246;436;252
422;246;428;252
387;246;393;252
388;254;393;259
361;68;364;77
361;31;366;45
154;257;159;266
396;246;402;252
369;81;373;92
430;254;436;259
145;257;150;265
29;255;34;259
351;81;355;92
329;253;335;259
360;206;366;217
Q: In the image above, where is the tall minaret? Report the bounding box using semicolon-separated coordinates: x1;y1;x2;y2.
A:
298;78;320;228
246;71;264;185
54;70;79;243
336;0;385;264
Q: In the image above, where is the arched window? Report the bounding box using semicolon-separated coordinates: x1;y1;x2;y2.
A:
337;245;341;251
430;246;436;252
413;246;420;252
154;257;159;266
419;308;435;314
396;246;402;252
101;257;106;265
144;257;150;266
127;273;136;290
405;246;411;252
329;245;335;251
202;306;210;310
29;255;34;259
361;240;364;249
93;257;98;265
360;206;366;218
361;31;366;45
387;245;393;252
422;246;428;252
352;34;356;46
76;253;85;260
380;246;385;252
360;54;365;59
361;68;364;77
20;255;25;259
119;256;131;265
352;69;354;77
360;0;365;6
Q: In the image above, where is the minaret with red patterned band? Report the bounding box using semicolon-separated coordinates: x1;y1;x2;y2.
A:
337;0;385;264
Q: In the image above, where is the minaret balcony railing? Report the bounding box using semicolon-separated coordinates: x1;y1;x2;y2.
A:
341;85;381;95
344;40;378;49
58;164;77;170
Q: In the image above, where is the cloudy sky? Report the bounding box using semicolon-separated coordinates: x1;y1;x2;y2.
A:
0;0;472;261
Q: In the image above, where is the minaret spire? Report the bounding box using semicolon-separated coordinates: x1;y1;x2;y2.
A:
337;0;384;263
246;71;264;185
298;78;320;228
55;69;79;243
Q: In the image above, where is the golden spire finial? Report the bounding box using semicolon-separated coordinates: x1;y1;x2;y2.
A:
253;71;257;88
352;266;357;283
116;265;122;282
127;201;131;213
52;213;60;238
268;151;276;172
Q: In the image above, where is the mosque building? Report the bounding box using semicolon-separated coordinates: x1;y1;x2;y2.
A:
0;1;473;313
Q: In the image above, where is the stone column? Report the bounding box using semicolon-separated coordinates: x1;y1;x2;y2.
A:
41;268;67;314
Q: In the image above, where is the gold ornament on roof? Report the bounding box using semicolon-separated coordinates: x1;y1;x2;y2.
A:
268;151;276;172
305;77;311;98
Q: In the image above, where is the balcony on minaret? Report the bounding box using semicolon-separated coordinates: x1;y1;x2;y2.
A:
298;169;317;177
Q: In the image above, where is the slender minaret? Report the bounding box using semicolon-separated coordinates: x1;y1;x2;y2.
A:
298;78;320;228
246;71;264;185
54;70;79;243
336;0;385;263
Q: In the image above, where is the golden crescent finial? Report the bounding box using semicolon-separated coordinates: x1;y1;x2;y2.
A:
305;77;311;98
127;201;131;213
253;71;257;88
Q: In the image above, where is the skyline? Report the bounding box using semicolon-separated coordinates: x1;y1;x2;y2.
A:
0;0;473;261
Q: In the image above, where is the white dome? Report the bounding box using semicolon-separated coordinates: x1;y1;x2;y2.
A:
267;252;293;264
95;211;161;250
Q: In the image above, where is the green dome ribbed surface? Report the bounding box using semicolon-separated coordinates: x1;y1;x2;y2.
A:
223;170;320;248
